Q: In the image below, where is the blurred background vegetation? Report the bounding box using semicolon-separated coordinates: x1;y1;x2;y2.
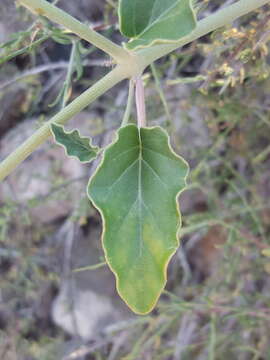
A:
0;0;270;359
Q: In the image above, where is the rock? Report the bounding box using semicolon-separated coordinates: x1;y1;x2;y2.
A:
0;111;100;224
51;220;133;340
52;285;119;340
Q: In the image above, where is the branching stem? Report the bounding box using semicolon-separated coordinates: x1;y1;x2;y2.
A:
0;66;127;181
17;0;130;62
0;0;269;181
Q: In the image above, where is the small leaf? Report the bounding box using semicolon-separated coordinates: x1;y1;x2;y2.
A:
119;0;197;50
51;34;72;45
50;123;99;163
73;41;84;81
87;124;189;314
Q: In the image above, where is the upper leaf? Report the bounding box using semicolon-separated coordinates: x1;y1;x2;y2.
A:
50;123;99;163
119;0;197;50
87;124;189;314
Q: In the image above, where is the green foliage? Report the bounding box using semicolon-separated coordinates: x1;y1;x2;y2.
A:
119;0;197;49
49;40;86;108
88;124;189;313
0;19;75;67
50;123;99;163
1;1;270;357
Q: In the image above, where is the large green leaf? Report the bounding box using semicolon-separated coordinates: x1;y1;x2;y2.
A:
119;0;197;50
50;123;99;163
87;124;189;314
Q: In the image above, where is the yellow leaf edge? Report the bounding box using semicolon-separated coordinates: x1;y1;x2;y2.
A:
87;125;190;315
50;123;99;164
121;3;197;51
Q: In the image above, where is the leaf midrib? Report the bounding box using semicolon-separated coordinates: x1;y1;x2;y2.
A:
111;129;169;255
138;130;143;256
71;131;95;153
105;139;170;196
100;129;173;255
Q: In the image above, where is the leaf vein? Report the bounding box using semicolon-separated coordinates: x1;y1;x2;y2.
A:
143;146;180;164
141;158;168;191
143;1;178;36
110;145;139;163
107;158;138;192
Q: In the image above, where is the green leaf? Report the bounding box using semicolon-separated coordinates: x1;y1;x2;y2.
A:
87;124;189;314
51;34;72;45
50;123;99;163
119;0;197;50
74;42;84;81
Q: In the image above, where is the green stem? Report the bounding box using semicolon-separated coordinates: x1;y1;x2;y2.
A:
73;261;107;272
0;0;268;181
0;66;126;182
121;79;135;127
0;34;50;66
18;0;130;62
150;63;172;128
61;40;77;108
137;0;270;67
